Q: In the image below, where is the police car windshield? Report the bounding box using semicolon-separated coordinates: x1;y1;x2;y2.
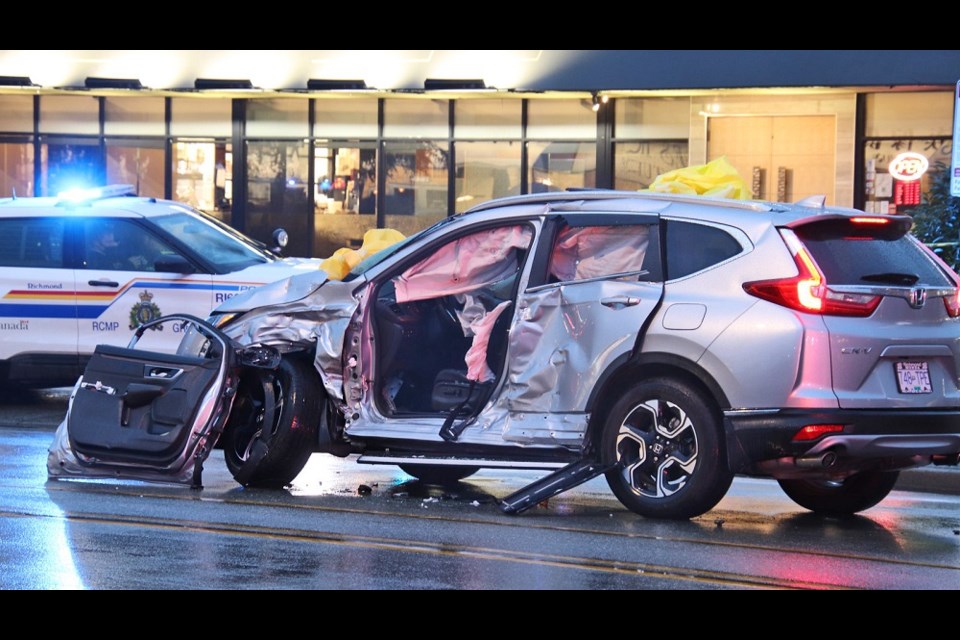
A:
150;211;273;272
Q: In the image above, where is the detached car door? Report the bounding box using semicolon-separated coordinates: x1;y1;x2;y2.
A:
48;316;236;486
503;213;664;413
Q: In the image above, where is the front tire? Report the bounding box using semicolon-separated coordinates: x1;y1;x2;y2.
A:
223;357;321;488
778;471;899;515
602;379;732;520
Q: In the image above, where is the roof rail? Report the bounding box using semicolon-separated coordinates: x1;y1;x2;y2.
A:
463;190;776;215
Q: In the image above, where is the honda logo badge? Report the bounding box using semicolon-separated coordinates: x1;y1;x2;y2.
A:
908;288;926;309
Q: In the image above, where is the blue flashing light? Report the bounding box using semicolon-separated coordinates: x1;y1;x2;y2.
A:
57;184;136;203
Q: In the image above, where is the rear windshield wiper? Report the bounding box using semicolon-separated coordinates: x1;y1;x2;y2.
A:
860;272;920;286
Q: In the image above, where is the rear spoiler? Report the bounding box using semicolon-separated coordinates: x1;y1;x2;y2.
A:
783;214;913;240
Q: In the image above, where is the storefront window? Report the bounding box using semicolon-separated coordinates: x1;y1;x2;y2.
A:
455;100;521;139
106;140;164;198
247;99;308;138
0;139;34;197
615;97;689;139
455;141;521;211
383;141;449;237
40;138;101;195
526;100;596;140
246;141;310;257
314;99;378;138
0;96;34;133
39;96;99;135
170;98;231;138
863;138;951;214
862;91;954;214
172;141;231;220
313;142;377;258
527;141;595;192
614;141;688;191
104;97;165;136
383;100;449;138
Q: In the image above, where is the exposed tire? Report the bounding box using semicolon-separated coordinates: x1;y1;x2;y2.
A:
602;379;732;520
399;464;479;485
223;357;322;489
777;471;899;515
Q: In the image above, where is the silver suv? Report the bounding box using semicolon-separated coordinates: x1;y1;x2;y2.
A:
49;191;960;519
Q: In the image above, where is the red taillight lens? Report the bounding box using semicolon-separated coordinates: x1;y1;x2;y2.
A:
743;231;880;317
792;424;844;442
944;290;960;318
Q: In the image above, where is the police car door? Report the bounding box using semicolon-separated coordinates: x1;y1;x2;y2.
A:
0;215;78;385
75;218;213;358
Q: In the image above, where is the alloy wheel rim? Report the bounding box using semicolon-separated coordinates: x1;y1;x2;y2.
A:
615;398;699;499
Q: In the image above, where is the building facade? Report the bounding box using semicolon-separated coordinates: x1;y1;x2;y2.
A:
1;50;957;257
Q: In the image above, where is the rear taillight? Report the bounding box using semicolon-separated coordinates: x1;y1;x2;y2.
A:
743;230;880;317
944;290;960;318
792;424;844;442
914;239;960;318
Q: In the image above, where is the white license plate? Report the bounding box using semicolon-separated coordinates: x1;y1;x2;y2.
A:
895;361;932;394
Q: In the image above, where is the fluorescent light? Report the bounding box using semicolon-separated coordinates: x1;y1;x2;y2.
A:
194;78;255;90
424;78;487;91
306;79;368;91
84;77;144;90
0;75;36;87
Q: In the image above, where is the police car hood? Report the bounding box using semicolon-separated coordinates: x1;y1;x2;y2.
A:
215;269;329;313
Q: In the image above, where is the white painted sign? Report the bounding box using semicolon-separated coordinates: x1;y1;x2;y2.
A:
952;80;960;197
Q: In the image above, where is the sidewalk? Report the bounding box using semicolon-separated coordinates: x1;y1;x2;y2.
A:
3;387;958;496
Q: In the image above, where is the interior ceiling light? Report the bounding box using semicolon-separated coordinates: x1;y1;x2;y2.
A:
307;79;368;91
0;75;36;87
85;77;144;90
423;78;487;91
194;78;255;90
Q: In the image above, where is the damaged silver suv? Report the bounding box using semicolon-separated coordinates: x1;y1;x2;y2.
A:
49;191;960;519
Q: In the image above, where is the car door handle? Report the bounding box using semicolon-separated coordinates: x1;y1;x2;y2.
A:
88;280;119;287
601;296;641;309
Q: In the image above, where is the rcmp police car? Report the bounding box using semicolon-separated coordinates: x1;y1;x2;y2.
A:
0;185;321;387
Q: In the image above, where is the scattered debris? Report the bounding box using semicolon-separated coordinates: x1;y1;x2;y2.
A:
470;500;480;507
440;493;457;501
422;497;439;504
357;484;372;496
714;518;725;529
392;491;408;499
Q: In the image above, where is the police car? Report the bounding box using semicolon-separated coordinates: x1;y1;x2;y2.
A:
0;185;322;387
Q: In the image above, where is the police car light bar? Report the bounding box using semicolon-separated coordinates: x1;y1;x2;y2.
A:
57;184;137;204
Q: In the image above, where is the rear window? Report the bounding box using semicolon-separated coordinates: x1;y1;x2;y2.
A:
796;231;951;287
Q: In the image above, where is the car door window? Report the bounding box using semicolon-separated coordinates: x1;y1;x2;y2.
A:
80;219;184;272
548;223;652;283
0;218;65;268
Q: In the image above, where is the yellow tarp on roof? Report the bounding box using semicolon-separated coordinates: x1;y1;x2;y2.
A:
643;156;750;200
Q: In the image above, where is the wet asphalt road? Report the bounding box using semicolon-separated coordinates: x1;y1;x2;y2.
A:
2;391;960;589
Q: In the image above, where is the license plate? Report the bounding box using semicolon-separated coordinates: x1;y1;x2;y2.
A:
895;361;932;394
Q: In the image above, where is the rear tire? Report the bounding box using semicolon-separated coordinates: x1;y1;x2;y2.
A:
778;471;899;515
602;379;732;520
223;357;321;489
399;464;479;485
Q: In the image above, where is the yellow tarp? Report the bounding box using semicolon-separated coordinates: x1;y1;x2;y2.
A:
320;228;406;280
642;156;750;200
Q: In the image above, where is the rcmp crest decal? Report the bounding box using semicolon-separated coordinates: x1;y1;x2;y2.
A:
129;290;163;330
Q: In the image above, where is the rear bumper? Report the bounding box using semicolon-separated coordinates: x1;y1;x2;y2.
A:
724;408;960;473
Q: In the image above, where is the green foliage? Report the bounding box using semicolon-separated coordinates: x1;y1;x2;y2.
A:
909;162;960;272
